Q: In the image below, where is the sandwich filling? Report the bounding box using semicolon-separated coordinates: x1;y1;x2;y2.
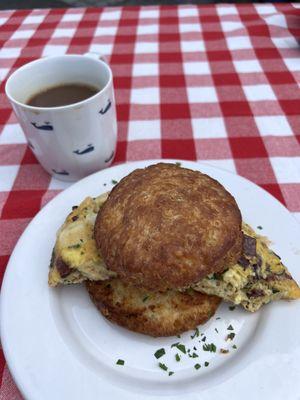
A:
49;194;300;312
48;193;115;287
192;224;300;312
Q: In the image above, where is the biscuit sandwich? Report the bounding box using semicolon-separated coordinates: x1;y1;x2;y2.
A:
49;163;300;336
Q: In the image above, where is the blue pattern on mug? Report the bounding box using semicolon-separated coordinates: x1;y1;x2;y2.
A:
28;140;35;150
73;144;95;155
99;99;111;115
105;150;114;163
31;121;54;131
52;169;69;175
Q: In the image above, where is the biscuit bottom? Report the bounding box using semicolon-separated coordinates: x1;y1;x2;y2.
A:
86;279;221;337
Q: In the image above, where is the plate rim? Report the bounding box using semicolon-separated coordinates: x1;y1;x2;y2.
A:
1;158;300;400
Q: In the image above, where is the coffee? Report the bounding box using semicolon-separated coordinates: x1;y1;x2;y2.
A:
27;83;99;107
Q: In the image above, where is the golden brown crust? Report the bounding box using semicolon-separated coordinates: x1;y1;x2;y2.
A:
86;278;221;337
95;163;242;291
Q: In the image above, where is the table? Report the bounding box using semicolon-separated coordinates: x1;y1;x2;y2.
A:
0;3;299;398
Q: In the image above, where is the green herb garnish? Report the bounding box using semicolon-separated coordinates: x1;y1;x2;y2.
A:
193;346;197;351
171;342;180;348
202;343;216;352
154;348;165;359
142;296;149;302
175;353;180;362
159;362;168;371
229;305;236;311
175;162;181;167
194;363;201;370
204;361;209;367
168;371;174;376
103;183;107;186
232;344;237;349
191;327;200;339
191;352;198;358
176;344;186;354
227;324;234;331
216;317;221;320
201;336;206;342
257;225;263;230
111;179;118;185
116;359;124;365
68;243;81;249
215;328;219;333
176;334;181;338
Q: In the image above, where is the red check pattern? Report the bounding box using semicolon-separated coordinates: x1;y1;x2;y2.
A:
0;4;300;397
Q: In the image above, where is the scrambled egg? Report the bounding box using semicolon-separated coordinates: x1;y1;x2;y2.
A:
49;193;300;313
48;193;116;287
193;224;300;312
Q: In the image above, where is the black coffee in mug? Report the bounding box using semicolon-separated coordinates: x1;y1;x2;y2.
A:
27;83;99;108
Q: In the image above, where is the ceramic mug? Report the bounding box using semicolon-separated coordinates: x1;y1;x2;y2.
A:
5;53;117;181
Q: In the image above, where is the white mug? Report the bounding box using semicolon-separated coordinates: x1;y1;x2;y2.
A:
5;53;117;181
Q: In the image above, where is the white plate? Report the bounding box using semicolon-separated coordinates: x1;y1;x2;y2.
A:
1;159;300;400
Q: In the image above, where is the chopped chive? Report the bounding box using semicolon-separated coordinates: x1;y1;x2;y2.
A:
191;352;198;358
154;348;165;359
175;353;180;362
202;343;216;353
214;328;219;333
176;334;181;338
68;243;81;249
216;317;221;320
116;359;124;365
159;362;168;371
191;327;200;339
194;363;201;370
175;162;181;167
187;349;191;353
142;296;149;302
232;344;237;349
201;336;206;342
171;342;180;348
227;324;234;331
168;371;174;376
204;361;209;367
229;305;236;311
176;344;186;354
227;332;235;341
103;183;107;186
111;179;118;185
257;225;263;230
193;346;197;351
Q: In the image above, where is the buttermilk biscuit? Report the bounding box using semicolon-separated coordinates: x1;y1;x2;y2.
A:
86;278;221;337
95;163;243;291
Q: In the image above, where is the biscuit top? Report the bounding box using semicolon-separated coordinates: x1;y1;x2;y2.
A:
95;163;243;291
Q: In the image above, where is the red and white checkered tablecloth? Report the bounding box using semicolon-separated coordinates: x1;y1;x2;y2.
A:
0;3;300;398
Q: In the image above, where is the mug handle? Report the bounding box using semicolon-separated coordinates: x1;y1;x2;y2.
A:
83;52;108;63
